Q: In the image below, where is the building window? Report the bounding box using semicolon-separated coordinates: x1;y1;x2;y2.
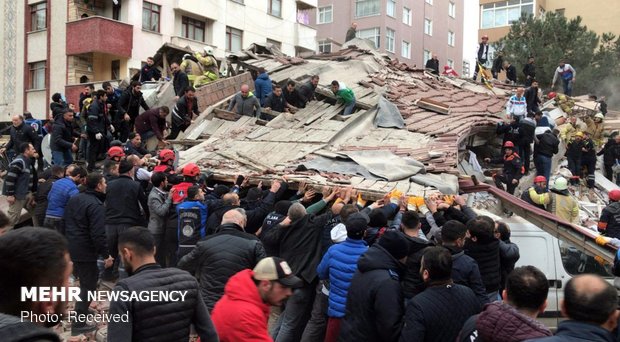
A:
226;26;243;52
401;41;411;59
447;59;454;68
182;16;205;42
29;61;46;90
357;27;380;49
318;5;333;24
30;2;46;31
386;29;395;53
269;0;282;17
448;31;455;46
355;0;380;18
111;60;120;79
481;0;534;29
386;0;396;17
318;40;332;53
555;8;565;16
403;7;412;25
423;50;431;64
266;38;281;50
142;1;160;32
425;0;433;4
424;18;432;36
449;2;456;18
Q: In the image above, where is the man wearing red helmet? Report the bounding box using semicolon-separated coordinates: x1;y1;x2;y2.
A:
598;190;620;239
484;141;524;195
107;146;126;163
520;176;550;210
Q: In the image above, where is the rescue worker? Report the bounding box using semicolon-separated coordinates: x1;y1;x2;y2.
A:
548;177;579;224
153;149;182;185
581;131;597;188
176;185;208;259
584;113;605;148
106;146;126;163
565;132;584;185
484;141;524;195
598;189;620;239
520;176;549;210
559;116;586;144
179;53;203;87
194;47;219;87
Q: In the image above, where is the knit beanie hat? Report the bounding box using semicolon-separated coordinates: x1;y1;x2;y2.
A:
378;230;409;260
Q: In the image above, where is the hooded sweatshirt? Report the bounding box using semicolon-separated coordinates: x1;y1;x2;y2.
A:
254;72;273;106
211;269;271;341
227;91;261;117
334;82;355;104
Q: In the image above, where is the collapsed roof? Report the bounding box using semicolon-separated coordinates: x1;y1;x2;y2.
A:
178;40;512;198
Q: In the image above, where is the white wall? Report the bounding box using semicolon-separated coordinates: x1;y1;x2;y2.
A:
462;0;480;77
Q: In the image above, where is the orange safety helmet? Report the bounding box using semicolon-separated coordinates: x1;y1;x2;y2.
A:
107;146;126;159
609;189;620;202
503;141;515;148
534;176;546;183
159;149;175;163
182;163;200;177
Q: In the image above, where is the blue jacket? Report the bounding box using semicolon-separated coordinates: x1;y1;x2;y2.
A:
176;200;208;248
254;72;273;106
525;320;615;342
46;177;79;218
317;238;368;318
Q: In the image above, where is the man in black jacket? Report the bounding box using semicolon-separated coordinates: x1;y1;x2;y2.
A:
1;114;39;162
33;166;64;226
598;133;620;183
517;114;536;174
86;90;112;172
139;56;161;82
178;208;266;310
0;228;72;342
464;216;501;302
265;190;338;342
523;56;536;86
425;54;439;75
2;142;38;229
484;141;523;195
171;62;189;98
491;51;504;79
524;80;541;114
118;81;149;142
534;127;560;189
107;227;219;342
103;160;148;280
399;211;433;299
64;173;113;334
339;230;409;342
504;61;517;84
441;220;488;306
50;92;69;120
50;109;79;167
169;87;199;140
473;35;489;81
298;75;319;108
400;247;481;342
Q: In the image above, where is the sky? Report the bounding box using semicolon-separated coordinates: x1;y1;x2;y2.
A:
462;0;480;77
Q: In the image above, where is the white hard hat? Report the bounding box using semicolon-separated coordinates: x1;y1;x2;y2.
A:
204;47;214;55
182;53;191;60
595;113;605;120
553;177;568;191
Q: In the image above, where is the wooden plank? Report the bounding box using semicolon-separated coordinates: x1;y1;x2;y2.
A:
246;126;272;140
202;118;226;136
214;108;243;121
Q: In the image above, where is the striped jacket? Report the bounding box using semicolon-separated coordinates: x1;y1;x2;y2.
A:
2;155;35;200
505;95;527;119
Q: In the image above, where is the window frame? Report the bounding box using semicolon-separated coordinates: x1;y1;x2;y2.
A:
425;0;433;5
29;61;46;90
318;40;332;54
423;50;431;64
317;5;333;24
142;1;161;33
356;27;381;49
226;26;243;52
401;40;411;59
448;31;455;47
424;18;433;36
481;0;534;29
386;28;395;53
402;7;412;26
30;2;47;31
268;0;282;18
355;0;380;18
386;0;396;18
449;2;456;18
181;16;206;42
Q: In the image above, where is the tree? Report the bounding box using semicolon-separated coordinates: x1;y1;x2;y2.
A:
494;12;619;100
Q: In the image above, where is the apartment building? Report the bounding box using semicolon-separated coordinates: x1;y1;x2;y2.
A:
0;0;317;120
310;0;465;74
479;0;620;43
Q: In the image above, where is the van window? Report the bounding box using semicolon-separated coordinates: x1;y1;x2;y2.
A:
559;241;613;277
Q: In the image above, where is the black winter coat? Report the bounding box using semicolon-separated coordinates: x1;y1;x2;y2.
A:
566;140;584;160
491;152;523;182
50;101;68;120
464;239;501;293
534;130;559;158
86;98;110;135
6;122;39;153
523;63;536;79
598;137;620;166
173;71;190;96
399;283;481;342
107;264;219;342
34;176;60;225
402;234;433;299
505;65;517;82
64;190;109;262
0;313;60;342
263;212;332;284
178;223;266;310
518;118;536;146
206;191;276;235
339;245;405;342
118;88;149;120
445;244;489;306
524;86;541;112
105;175;149;226
496;121;519;146
50;115;77;152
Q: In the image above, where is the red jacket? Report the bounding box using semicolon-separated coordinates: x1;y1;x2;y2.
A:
211;269;272;342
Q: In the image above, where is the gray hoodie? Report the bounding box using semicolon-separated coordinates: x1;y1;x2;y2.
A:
227;91;261;117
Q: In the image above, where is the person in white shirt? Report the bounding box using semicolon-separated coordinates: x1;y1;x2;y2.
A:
551;60;576;96
506;87;527;121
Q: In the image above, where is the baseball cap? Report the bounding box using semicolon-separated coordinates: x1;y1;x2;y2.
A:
253;257;303;288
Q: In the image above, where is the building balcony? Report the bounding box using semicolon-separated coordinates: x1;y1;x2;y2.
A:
66;16;133;58
295;23;317;52
296;0;317;9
